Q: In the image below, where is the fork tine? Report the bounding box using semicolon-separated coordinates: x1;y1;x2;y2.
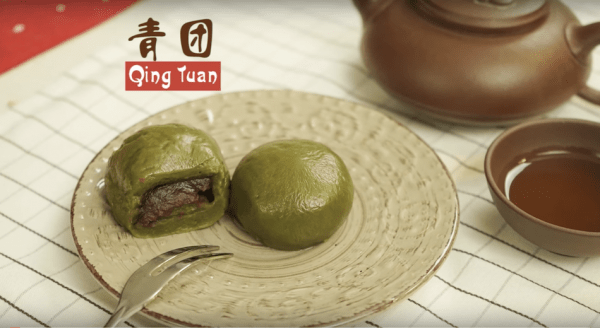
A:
155;252;234;284
164;245;219;256
179;252;234;264
153;245;220;265
128;245;220;280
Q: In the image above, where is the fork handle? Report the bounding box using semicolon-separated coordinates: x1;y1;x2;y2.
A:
105;302;141;328
105;306;128;327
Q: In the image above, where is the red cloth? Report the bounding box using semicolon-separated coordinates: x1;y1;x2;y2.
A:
0;0;137;75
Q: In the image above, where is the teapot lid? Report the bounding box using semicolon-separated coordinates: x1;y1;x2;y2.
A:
414;0;549;33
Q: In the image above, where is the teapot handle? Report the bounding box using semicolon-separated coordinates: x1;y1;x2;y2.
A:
567;22;600;105
579;85;600;105
353;0;394;22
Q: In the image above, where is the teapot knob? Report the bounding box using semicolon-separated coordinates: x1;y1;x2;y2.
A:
490;0;514;5
414;0;548;32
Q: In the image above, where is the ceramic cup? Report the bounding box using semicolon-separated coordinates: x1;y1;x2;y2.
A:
485;118;600;257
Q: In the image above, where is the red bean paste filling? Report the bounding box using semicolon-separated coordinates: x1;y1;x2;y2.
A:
137;177;214;227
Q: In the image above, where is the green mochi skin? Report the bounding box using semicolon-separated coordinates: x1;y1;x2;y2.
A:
105;124;230;238
230;139;354;251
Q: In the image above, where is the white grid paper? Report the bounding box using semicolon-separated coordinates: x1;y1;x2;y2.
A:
1;0;600;326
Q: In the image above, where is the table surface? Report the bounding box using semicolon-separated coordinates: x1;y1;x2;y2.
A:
2;0;600;327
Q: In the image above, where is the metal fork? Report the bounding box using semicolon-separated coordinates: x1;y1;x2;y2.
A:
104;245;233;327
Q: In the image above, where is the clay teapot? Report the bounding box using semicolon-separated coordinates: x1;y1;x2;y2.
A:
354;0;600;125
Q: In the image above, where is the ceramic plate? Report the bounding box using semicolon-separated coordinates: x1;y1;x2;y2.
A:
71;90;459;327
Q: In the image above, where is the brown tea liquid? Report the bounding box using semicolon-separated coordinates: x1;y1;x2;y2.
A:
505;147;600;232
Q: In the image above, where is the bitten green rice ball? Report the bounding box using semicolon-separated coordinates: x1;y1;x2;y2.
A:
105;124;230;238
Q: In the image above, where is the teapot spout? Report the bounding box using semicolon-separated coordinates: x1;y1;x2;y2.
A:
353;0;394;23
566;21;600;106
566;22;600;64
